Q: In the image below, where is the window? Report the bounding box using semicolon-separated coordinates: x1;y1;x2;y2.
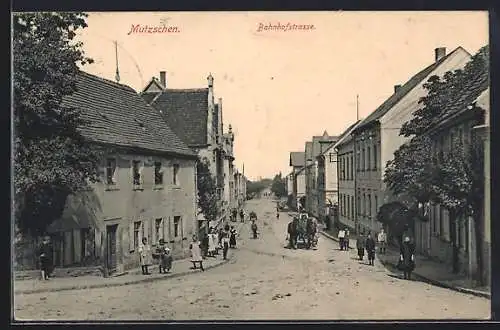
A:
154;162;163;185
367;146;371;171
362;148;366;171
368;194;372;217
351;197;355;219
362;194;366;216
213;150;216;162
174;216;181;237
374;195;378;217
106;158;117;185
173;164;180;185
132;160;141;185
154;218;162;244
346;195;350;219
346;157;350;180
133;221;141;249
329;153;335;163
350;154;354;180
373;145;377;170
356;149;360;171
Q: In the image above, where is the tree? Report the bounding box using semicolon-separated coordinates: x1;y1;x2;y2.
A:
384;134;437;214
246;180;267;198
271;172;287;199
432;134;485;275
13;12;100;236
196;157;219;224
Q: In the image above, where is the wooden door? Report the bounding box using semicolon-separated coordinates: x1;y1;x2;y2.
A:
106;224;118;274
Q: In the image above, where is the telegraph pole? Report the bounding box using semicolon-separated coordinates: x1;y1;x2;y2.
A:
114;41;120;83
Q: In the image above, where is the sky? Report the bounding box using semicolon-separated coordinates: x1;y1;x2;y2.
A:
76;11;488;181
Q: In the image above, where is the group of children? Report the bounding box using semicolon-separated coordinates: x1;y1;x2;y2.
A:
337;228;388;266
138;237;173;275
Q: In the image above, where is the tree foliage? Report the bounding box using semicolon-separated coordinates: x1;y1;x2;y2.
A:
270;172;287;198
384;45;488;277
13;12;101;236
246;179;268;197
196;157;219;222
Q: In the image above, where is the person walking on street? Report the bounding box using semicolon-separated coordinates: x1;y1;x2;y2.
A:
399;236;415;280
365;232;376;266
377;229;387;254
38;235;53;280
190;235;204;271
222;225;230;260
239;209;245;223
356;234;366;261
232;209;238;222
229;226;237;248
251;220;258;239
208;228;216;257
338;228;346;251
157;239;173;273
138;237;153;275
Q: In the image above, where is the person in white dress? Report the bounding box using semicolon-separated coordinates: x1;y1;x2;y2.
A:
189;235;204;271
208;228;216;257
138;237;153;275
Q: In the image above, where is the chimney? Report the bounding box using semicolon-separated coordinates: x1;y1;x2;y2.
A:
159;71;166;88
394;84;402;93
435;47;446;62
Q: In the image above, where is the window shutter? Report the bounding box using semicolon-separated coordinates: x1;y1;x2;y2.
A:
129;222;134;252
113;159;119;185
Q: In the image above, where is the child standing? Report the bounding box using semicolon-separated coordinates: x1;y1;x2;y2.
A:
157;239;173;273
190;235;204;271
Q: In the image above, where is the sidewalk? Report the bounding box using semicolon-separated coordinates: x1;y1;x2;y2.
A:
320;229;491;299
14;254;230;295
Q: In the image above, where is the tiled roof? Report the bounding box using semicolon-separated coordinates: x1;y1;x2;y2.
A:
63;71;197;158
430;48;489;131
333;120;363;150
289;152;305;167
146;88;210;146
141;92;160;105
354;47;467;133
312;135;339;158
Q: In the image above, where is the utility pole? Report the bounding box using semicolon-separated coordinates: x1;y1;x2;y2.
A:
114;41;120;83
356;94;359;121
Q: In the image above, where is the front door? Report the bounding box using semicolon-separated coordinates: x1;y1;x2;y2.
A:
106;224;118;274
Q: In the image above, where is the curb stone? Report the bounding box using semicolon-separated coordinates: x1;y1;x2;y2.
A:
15;257;231;295
320;230;491;299
378;258;491;300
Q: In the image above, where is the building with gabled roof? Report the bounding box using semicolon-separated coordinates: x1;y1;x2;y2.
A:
141;71;237;227
351;46;472;234
36;71;199;275
413;46;489;283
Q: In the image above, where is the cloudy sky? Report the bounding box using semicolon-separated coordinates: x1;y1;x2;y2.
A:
76;11;488;181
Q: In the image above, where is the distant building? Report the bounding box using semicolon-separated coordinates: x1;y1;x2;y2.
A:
289;151;305;209
312;131;339;221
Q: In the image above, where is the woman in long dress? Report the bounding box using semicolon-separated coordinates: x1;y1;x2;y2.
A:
190;235;204;271
208;228;216;257
138;237;153;275
399;236;415;279
229;226;237;248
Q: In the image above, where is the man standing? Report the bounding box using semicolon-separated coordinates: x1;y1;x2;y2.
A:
365;232;376;266
38;235;53;280
377;229;387;254
338;228;346;251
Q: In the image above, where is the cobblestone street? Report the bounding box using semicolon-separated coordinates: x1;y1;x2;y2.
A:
14;199;490;321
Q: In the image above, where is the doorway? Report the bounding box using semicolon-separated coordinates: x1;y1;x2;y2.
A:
106;224;118;274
